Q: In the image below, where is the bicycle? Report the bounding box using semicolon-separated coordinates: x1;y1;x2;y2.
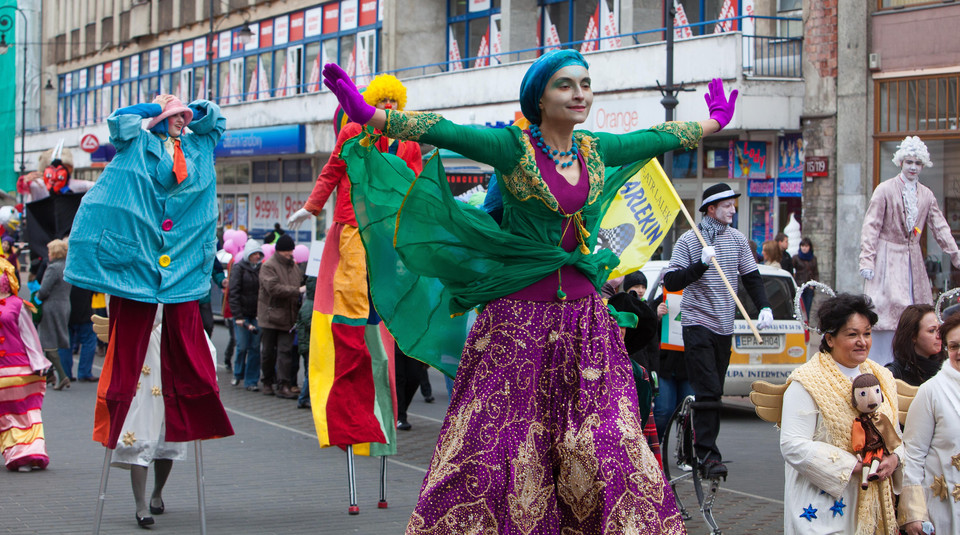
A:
660;395;724;535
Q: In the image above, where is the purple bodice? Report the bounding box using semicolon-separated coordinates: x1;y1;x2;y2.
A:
506;131;595;302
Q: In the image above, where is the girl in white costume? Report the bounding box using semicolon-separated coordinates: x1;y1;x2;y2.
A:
899;312;960;534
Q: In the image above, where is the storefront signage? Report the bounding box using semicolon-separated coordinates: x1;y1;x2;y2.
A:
469;0;492;11
747;178;775;197
275;15;289;45
778;134;803;178
249;192;309;236
805;156;828;177
341;0;359;31
219;31;232;58
305;7;323;37
149;50;160;72
193;38;206;63
777;177;803;198
80;134;100;153
359;0;377;26
729;140;767;179
215;125;306;158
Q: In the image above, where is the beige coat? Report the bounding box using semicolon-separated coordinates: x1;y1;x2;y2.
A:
859;175;960;330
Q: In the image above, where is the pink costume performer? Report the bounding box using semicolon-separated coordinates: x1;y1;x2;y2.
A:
0;258;51;471
859;136;960;365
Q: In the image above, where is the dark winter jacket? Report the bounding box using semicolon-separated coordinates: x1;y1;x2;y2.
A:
228;260;260;320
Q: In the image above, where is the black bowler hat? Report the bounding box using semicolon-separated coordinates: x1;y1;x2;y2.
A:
699;183;741;213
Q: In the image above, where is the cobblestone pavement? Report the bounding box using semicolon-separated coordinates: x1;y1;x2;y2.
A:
2;323;786;534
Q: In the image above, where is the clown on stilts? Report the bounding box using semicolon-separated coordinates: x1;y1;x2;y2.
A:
64;94;234;529
288;74;423;514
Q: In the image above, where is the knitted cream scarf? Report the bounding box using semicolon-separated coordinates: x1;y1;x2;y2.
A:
788;352;899;535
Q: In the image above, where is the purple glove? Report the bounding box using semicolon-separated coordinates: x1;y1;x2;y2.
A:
322;63;376;125
703;78;738;130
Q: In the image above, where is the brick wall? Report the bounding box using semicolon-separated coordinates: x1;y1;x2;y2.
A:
800;0;839;287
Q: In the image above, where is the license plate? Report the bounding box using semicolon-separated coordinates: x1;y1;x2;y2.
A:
736;334;781;350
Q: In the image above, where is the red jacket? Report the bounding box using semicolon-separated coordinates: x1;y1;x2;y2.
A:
303;122;423;226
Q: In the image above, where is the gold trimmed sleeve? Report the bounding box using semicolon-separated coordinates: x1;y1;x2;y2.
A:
897;485;929;526
384;109;443;141
650;121;703;151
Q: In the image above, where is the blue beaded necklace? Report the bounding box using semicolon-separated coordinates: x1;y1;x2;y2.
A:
530;124;578;168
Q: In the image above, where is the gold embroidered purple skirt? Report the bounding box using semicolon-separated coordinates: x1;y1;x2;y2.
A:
406;294;686;534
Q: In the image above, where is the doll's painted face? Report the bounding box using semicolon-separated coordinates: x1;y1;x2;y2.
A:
853;383;883;413
900;156;923;182
168;112;188;138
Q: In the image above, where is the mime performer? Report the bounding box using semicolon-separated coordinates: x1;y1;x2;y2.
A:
859;136;960;365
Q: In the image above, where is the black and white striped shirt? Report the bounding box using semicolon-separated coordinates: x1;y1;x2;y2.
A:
665;222;759;336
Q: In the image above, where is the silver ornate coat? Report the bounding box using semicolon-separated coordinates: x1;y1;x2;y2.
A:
859;175;960;330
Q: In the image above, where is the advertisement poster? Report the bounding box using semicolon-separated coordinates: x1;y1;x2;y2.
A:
222;196;235;228
236;195;248;230
778;134;803;179
747;178;775;197
777;177;803;198
729;140;767;179
750;199;774;249
661;290;684;351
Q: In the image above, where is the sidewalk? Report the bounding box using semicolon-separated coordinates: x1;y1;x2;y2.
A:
1;322;785;534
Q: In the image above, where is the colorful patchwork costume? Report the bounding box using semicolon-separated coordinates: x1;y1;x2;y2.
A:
304;75;423;455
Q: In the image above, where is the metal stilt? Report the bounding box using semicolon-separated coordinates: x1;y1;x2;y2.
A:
377;455;388;508
194;441;207;535
346;445;359;515
92;447;112;535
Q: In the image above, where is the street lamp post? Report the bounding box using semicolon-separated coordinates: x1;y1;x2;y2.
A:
0;5;28;176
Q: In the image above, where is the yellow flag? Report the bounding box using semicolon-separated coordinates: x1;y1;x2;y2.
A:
599;158;682;278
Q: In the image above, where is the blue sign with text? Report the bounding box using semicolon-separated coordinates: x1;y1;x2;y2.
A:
215;125;305;158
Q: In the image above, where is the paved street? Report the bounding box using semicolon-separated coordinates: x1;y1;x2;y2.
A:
3;322;787;534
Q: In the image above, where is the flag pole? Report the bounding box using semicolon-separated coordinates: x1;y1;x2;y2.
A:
676;201;763;343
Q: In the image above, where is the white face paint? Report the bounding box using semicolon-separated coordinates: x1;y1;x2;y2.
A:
901;157;923;182
711;199;737;225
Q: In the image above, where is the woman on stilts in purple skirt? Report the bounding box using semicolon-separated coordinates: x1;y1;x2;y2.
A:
322;49;738;533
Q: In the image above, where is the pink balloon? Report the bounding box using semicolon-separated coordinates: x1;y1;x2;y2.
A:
234;230;248;245
293;244;310;264
223;229;237;244
223;239;240;255
262;243;275;260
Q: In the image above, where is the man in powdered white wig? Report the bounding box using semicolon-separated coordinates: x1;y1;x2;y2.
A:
859;136;960;365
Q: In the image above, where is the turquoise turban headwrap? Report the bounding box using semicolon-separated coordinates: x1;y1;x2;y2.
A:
519;49;590;125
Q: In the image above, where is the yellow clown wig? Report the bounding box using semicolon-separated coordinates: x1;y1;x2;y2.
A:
362;74;407;111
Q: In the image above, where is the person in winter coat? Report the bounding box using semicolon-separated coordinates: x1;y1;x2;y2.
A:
257;234;304;399
793;237;819;315
37;239;71;391
295;275;317;409
228;239;263;391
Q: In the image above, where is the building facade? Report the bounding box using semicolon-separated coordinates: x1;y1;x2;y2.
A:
804;0;960;295
19;0;804;247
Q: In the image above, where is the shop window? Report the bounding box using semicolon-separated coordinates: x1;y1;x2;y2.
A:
670;147;699;179
702;137;733;179
879;0;941;9
448;0;501;68
777;0;802;38
304;42;321;92
252;160;281;183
